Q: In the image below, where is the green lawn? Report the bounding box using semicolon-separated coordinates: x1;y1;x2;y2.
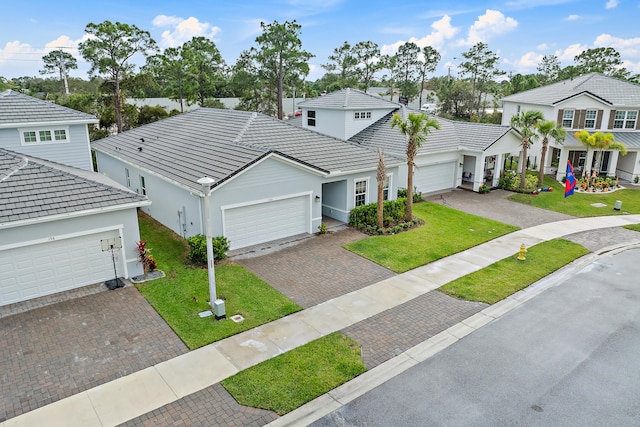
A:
344;202;520;273
439;239;589;304
136;212;301;350
508;175;640;217
222;332;366;415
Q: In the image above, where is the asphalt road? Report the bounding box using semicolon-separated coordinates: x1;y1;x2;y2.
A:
312;247;640;427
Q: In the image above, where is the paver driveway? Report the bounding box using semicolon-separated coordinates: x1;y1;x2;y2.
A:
238;228;396;308
0;286;188;422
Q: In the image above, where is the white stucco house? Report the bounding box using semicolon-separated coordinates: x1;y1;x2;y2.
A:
297;88;524;193
0;91;149;306
501;73;640;182
92;108;404;250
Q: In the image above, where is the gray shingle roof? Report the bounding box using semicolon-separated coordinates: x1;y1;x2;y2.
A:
91;108;403;192
0;148;147;225
297;88;399;110
348;108;513;156
501;73;640;107
0;90;98;127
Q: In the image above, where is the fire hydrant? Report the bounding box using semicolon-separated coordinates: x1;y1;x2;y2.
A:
517;243;527;261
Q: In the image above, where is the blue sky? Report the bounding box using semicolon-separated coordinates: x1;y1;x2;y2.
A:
1;0;639;82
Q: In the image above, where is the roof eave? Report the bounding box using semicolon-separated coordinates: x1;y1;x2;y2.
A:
0;118;99;128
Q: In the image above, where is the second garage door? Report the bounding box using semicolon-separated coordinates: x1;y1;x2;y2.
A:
0;229;123;306
413;162;456;194
223;194;311;250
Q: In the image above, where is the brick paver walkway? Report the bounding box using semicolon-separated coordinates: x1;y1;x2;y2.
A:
122;383;278;427
342;291;488;369
0;286;188;422
238;228;396;308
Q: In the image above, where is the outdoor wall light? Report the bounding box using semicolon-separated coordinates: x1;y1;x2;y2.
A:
315;195;321;202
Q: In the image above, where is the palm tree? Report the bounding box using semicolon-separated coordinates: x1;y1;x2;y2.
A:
510;110;544;189
376;148;386;229
391;111;440;221
536;120;566;187
574;130;627;175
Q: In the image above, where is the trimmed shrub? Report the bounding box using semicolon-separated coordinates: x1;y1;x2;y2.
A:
397;187;423;203
349;198;406;228
187;234;230;263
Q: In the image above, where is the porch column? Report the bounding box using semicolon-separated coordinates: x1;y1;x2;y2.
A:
493;153;504;187
473;157;483;192
585;149;595;176
609;151;620;177
556;149;570;181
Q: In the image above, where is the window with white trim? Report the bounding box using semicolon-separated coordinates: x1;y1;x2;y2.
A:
125;168;131;187
307;110;316;127
354;111;372;120
562;110;574;128
584;109;597;129
140;175;147;196
382;175;391;201
21;127;69;144
613;110;638;129
354;179;367;207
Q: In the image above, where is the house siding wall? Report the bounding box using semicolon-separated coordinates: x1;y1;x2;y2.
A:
0;124;92;170
304;108;346;140
95;151;200;239
1;209;143;278
344;108;395;140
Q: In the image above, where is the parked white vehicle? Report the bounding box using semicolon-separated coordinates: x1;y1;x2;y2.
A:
420;103;436;114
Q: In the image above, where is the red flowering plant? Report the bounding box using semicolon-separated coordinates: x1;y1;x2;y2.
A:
136;241;157;274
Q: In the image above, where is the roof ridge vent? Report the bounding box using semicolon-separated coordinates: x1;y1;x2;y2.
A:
0;155;28;183
233;112;258;145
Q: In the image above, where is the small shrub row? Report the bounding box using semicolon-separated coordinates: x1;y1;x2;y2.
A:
360;218;422;235
397;187;423;203
498;170;538;193
187;234;230;263
349;198;406;228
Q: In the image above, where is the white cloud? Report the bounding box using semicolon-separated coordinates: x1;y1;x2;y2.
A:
152;15;222;48
537;43;549;50
605;0;618;9
515;51;543;68
457;10;518;46
565;14;581;21
381;15;458;55
0;34;88;77
594;34;640;57
554;43;587;62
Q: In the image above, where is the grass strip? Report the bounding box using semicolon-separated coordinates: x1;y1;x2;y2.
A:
439;239;589;304
222;332;366;415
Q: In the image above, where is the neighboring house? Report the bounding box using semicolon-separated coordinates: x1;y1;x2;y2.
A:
0;90;99;171
501;73;640;182
92;108;403;250
0;148;150;306
298;88;524;193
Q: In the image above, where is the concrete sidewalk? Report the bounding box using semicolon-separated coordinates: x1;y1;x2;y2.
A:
4;214;640;427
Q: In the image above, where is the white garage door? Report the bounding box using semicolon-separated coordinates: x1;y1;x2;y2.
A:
223;194;310;250
0;229;123;306
413;162;456;194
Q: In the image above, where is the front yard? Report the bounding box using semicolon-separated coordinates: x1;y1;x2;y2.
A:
508;175;640;217
344;202;520;273
136;212;301;350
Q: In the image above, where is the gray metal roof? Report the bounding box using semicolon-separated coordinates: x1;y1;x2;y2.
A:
501;73;640;107
0;90;98;127
563;131;640;149
297;88;399;110
0;148;147;225
91;108;403;192
348;108;513;156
